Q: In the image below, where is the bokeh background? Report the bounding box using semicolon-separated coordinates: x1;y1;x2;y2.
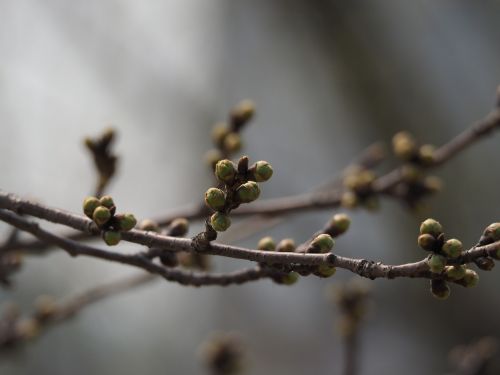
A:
1;1;500;374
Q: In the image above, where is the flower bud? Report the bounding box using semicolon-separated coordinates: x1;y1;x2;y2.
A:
116;213;137;231
168;218;189;237
139;219;159;232
481;223;500;244
392;131;417;160
83;196;100;218
223;133;242;153
424;176;443;194
401;165;423;183
211;122;229;145
445;265;466;281
430;279;450;300
276;238;296;252
418;234;436;251
92;206;111;226
427;254;446;273
316;264;337;278
462;269;479;288
310;234;335;253
418;144;435;165
281;271;299;285
341;191;358;209
210;212;231;232
257;236;276;251
475;257;495;271
419;218;443;237
442;239;463;259
99;195;115;209
215;159;237;183
327;214;351;237
103;231;121;246
204;188;226;211
231;99;255;127
236;181;261;203
252;161;273;182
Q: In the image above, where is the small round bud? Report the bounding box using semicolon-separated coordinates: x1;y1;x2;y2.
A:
442;239;463;259
204;188;226;211
83;197;100;218
430;279;450;300
475;257;495;271
159;252;179;267
215;159;237;183
483;223;500;243
276;238;296;252
231;99;255;126
418;234;436;251
211;122;229;145
427;254;446;273
401;165;423;183
445;265;466;281
341;191;358;209
310;234;335;253
328;214;351;237
116;213;137;231
281;271;299;285
210;212;231;232
419;218;443;237
424;176;443;194
15;318;39;340
316;264;337;278
236;181;261;203
257;236;276;251
462;269;479;288
168;218;189;236
418;144;435;165
253;161;273;182
99;195;115;209
139;219;159;232
34;295;57;320
223;133;242;153
392;131;417;160
103;231;121;246
92;206;111;226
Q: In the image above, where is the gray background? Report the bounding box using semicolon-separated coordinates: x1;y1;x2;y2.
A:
1;1;499;374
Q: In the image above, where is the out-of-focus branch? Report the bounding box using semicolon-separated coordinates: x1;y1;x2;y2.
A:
448;337;498;375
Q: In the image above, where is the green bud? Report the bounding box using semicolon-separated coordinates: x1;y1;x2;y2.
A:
83;197;100;218
418;234;436;251
257;236;276;251
204;188;226;211
281;271;299;285
310;234;335;253
253;161;273;182
168;218;189;237
210;212;231;232
116;213;137;231
427;254;446;274
418;144;435;165
445;265;466;281
484;223;500;242
211;122;229;145
215;159;237;183
430;279;450;300
276;239;296;252
419;218;443;237
328;213;351;236
223;133;242;153
103;231;121;246
442;239;463;258
462;269;479;288
139;219;159;232
392;131;417;160
317;264;337;278
231;99;255;126
99;195;115;209
236;181;261;203
92;206;111;226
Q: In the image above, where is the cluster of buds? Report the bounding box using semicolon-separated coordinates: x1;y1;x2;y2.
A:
204;156;273;232
392;132;442;207
341;167;379;210
205;100;255;169
83;195;137;246
418;219;481;299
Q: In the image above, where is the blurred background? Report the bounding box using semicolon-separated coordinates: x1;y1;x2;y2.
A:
1;0;500;374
